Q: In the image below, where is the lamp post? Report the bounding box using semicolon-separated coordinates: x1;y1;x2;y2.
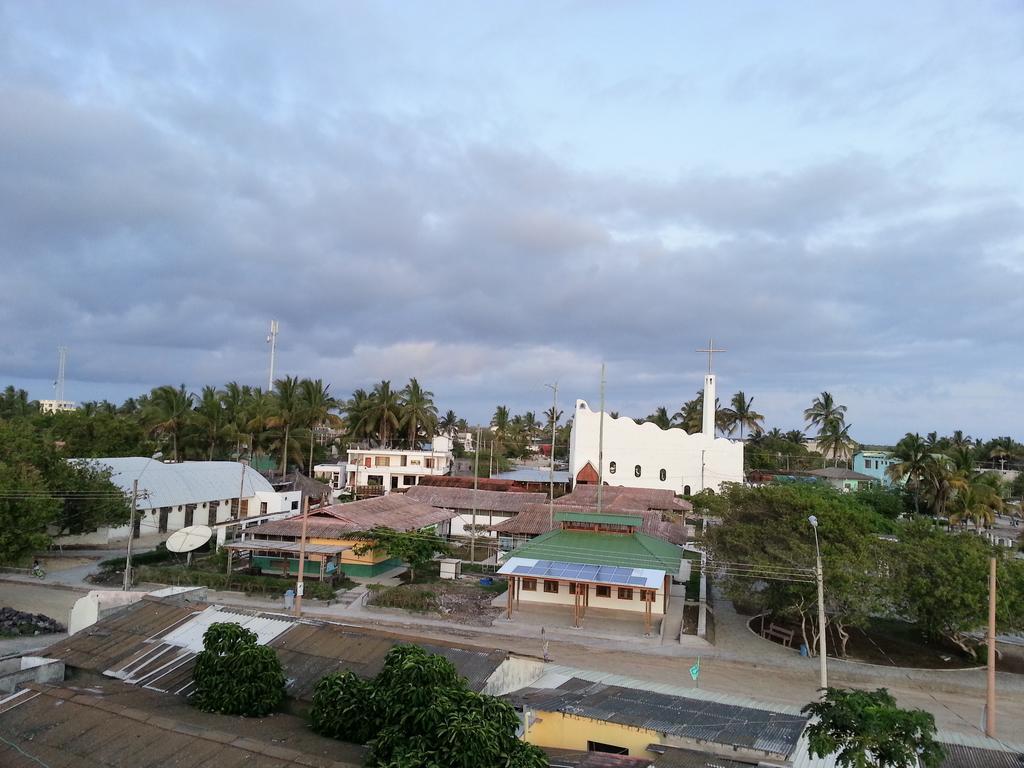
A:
808;515;827;693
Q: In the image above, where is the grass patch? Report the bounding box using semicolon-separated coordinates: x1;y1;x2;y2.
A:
368;585;439;613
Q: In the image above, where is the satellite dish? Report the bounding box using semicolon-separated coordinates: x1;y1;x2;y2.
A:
166;525;213;553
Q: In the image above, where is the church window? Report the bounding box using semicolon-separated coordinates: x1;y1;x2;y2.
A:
683;484;691;496
659;468;667;481
609;461;616;474
634;464;641;478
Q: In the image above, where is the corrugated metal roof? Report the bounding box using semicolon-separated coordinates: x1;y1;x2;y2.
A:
512;678;806;759
504;529;684;572
224;539;349;554
74;457;274;510
557;511;645;526
499;557;665;588
650;746;757;768
0;682;364;767
494;505;687;545
250;494;455;539
493;468;572;483
405;484;546;513
557;485;693;513
159;605;294;652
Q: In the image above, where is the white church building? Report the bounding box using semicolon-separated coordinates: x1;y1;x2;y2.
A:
568;371;744;494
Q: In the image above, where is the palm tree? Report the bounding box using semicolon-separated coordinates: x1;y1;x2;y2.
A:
722;391;765;440
367;380;403;447
268;375;303;475
946;445;975;474
344;388;375;444
439;409;459;436
921;457;967;518
545;406;563;432
803;391;847;434
301;378;343;472
887;433;930;515
949;477;1003;532
784;429;806;444
522;411;540;439
192;385;230;461
491;405;511;456
646;406;673;430
816;421;857;462
400;378;438;448
144;384;194;461
673;392;703;433
949;430;973;449
244;387;276;460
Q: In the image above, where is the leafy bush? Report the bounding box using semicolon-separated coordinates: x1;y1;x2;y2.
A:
310;645;548;768
100;542;182;569
192;623;285;717
133;565;352;596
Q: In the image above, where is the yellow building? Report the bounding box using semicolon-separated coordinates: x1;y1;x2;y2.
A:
512;678;806;766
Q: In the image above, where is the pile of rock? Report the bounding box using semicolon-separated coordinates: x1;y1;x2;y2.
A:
0;607;66;636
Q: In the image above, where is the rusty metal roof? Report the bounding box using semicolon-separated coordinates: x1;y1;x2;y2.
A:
47;597;510;701
404;484;546;514
556;485;693;513
250;494;455;539
511;678;806;759
0;682;363;767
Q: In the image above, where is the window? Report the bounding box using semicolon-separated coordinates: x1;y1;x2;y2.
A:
207;505;216;526
184;504;195;527
609;461;616;474
425;458;434;468
400;455;408;467
587;741;628;755
260;501;268;515
375;456;390;467
640;589;655;602
239;499;249;518
595;585;610;598
543;580;559;594
158;507;170;533
634;464;641;478
291;500;299;510
683;484;691;496
617;587;633;600
522;578;537;591
404;475;416;486
568;582;584;595
659;468;666;481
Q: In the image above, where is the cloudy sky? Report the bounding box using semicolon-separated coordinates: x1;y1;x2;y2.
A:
2;1;1023;442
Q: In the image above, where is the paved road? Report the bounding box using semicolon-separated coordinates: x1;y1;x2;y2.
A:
4;577;1022;742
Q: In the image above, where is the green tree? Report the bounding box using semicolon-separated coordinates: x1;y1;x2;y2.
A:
803;391;848;434
0;462;56;564
948;475;1003;532
310;644;547;768
817;420;857;461
802;687;944;768
49;461;130;537
192;623;285;717
143;384;194;461
722;390;765;440
367;380;403;447
191;385;230;461
300;378;342;472
400;377;438;448
491;405;511;457
269;375;303;475
646;406;673;430
886;433;930;515
353;526;450;581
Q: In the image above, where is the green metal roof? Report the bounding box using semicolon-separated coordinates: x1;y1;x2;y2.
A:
555;511;643;527
506;529;684;572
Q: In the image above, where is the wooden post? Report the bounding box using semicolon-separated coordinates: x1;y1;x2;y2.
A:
225;546;232;576
506;577;513;620
986;556;997;737
294;496;311;616
644;593;652;635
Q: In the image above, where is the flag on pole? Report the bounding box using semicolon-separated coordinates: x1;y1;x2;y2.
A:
689;658;700;681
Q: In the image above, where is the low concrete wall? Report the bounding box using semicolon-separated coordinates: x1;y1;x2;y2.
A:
0;657;65;693
482;656;546;696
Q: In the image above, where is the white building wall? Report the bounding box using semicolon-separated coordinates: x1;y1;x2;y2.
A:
569;392;743;494
515;581;665;615
344;442;454;493
450;511;512;538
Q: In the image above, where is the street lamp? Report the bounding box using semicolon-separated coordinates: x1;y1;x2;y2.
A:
808;515;827;693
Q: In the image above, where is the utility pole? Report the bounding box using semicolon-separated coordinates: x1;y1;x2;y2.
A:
488;439;493;478
596;363;605;514
545;383;558;530
294;495;310;616
123;479;139;591
809;515;828;694
266;320;279;390
986;556;997;737
470;428;481;562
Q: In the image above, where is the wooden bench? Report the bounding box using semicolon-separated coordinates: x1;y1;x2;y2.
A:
763;623;796;647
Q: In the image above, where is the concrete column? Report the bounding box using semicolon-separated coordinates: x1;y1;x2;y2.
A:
702;374;716;437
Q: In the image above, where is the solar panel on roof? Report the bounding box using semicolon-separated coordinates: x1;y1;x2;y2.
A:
513;565;534;574
579;565;599;579
627;576;647;585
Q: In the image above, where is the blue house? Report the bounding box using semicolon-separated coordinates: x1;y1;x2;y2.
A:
853;450;897;486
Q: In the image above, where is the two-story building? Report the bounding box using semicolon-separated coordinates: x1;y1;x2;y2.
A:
314;436;454;497
853;450;897;486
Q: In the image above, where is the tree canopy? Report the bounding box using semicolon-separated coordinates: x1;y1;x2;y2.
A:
192;622;285;717
802;687;944;768
311;644;547;768
352;526;451;581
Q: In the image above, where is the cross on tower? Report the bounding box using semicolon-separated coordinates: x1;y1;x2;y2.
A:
696;338;726;374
